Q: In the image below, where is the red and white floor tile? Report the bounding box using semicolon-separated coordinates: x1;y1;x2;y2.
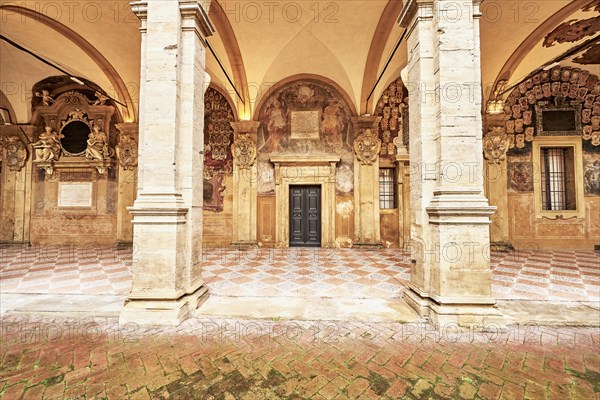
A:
1;245;598;303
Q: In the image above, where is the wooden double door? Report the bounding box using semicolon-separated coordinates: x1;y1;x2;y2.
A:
289;185;321;247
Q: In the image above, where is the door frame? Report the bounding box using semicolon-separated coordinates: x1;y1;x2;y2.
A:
289;184;322;247
271;155;340;248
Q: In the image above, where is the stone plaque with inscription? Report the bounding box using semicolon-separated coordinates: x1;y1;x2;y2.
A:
58;183;93;207
291;110;320;140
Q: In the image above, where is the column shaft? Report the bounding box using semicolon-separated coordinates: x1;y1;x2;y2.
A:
121;0;215;326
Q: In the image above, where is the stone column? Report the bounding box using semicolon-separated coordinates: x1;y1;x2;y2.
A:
399;0;499;325
120;0;215;325
352;116;382;247
230;121;259;247
115;122;139;244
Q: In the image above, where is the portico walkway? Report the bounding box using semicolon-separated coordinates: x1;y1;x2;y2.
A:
1;245;598;303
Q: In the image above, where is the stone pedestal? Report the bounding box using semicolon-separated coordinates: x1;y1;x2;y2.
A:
230;121;259;247
399;0;500;325
352;116;382;247
120;0;214;326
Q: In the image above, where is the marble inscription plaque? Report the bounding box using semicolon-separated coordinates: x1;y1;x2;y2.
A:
291;110;320;140
58;183;93;207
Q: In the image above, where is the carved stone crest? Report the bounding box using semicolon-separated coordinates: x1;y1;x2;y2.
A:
233;133;257;169
2;136;28;171
116;134;138;170
483;127;510;164
354;128;381;165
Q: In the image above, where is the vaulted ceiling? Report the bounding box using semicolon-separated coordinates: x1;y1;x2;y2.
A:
0;0;597;124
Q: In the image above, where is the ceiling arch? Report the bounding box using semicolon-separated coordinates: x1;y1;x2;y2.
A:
208;1;248;111
360;0;405;114
0;4;135;122
252;73;358;121
490;0;596;99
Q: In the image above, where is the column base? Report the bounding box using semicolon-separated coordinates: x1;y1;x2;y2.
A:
403;286;502;326
231;241;259;249
119;285;209;326
352;242;384;249
490;242;513;252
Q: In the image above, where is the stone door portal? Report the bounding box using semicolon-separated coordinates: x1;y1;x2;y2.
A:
289;185;321;247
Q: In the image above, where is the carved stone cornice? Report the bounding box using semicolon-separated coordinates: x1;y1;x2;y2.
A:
130;1;148;20
179;1;215;41
397;0;433;29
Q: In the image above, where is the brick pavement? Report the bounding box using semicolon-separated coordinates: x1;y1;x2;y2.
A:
1;316;599;399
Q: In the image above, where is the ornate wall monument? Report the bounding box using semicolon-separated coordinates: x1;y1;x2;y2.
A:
399;0;499;325
120;0;215;326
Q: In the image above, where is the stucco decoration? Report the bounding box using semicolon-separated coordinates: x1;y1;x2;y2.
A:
35;90;54;107
116;135;138;170
2;136;28;171
233;133;257;169
504;66;600;149
483;127;510;164
354;128;381;165
508;162;534;192
256;79;355;194
375;77;409;158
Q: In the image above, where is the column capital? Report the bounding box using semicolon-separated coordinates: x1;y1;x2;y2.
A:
130;1;148;20
351;116;381;131
230;121;260;136
130;1;215;39
115;122;139;138
179;1;215;40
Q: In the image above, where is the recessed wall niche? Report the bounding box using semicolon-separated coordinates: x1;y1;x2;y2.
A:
60;120;91;155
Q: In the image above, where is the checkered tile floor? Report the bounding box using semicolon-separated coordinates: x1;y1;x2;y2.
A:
201;248;410;299
1;245;598;302
0;245;132;296
490;250;600;302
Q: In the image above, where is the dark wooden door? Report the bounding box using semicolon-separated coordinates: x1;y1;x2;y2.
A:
289;185;321;247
